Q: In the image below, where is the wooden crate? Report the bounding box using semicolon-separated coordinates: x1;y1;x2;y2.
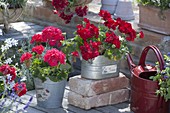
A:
138;5;170;35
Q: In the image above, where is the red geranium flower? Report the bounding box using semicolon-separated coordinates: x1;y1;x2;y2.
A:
99;10;112;21
14;82;27;97
44;48;66;67
0;64;16;82
139;31;144;38
42;26;64;47
71;51;79;57
30;33;43;44
105;32;121;49
32;45;45;55
20;52;32;63
52;0;89;24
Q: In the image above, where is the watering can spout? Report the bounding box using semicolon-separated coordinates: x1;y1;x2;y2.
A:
127;53;136;71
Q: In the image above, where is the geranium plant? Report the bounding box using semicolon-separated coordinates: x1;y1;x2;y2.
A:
62;10;144;62
152;52;170;101
20;26;71;82
0;38;32;113
137;0;170;10
52;0;91;23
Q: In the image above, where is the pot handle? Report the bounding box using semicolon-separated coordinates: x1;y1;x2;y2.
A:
138;45;165;71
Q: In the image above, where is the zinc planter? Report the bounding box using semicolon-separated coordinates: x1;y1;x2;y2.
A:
114;1;134;21
81;55;119;80
101;0;119;14
138;5;170;35
34;78;66;108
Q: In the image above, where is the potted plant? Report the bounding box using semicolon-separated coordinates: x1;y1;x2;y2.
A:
0;0;27;33
137;0;170;35
127;45;169;113
152;52;170;101
20;26;71;108
51;0;92;23
0;38;32;113
62;10;144;80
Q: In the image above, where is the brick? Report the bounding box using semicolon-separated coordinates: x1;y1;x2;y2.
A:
68;88;129;110
69;73;129;97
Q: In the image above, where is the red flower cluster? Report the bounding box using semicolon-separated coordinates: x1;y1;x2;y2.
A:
14;82;27;97
99;10;144;41
77;18;99;40
75;6;88;17
52;0;88;23
30;26;65;47
0;64;16;82
20;52;32;63
30;33;43;44
80;41;101;60
44;48;66;67
105;32;120;49
71;51;79;57
42;26;64;47
52;0;69;11
72;10;144;61
32;45;45;55
21;26;66;68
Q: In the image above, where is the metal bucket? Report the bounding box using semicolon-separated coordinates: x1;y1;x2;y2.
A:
101;0;119;14
81;55;119;80
34;78;66;108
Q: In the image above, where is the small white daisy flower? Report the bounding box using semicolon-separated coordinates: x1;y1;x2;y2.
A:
4;58;13;64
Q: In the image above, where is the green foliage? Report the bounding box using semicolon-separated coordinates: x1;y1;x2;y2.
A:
19;37;71;83
137;0;170;10
152;53;170;101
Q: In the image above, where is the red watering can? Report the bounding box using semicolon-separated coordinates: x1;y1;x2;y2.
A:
127;45;169;113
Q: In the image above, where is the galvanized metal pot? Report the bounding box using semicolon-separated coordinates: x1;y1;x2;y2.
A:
34;78;66;108
81;55;119;80
101;0;119;14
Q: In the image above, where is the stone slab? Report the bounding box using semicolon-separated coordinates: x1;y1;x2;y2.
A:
68;88;129;110
69;73;129;97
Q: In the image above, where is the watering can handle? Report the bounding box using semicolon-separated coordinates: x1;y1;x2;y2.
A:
138;45;165;71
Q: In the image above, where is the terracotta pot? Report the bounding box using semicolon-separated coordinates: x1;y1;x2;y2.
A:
138;5;170;35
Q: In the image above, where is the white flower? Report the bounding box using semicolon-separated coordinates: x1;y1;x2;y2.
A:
5;38;12;44
4;58;13;64
6;74;12;84
4;38;18;48
13;55;16;58
11;38;18;46
15;63;19;66
1;44;9;52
